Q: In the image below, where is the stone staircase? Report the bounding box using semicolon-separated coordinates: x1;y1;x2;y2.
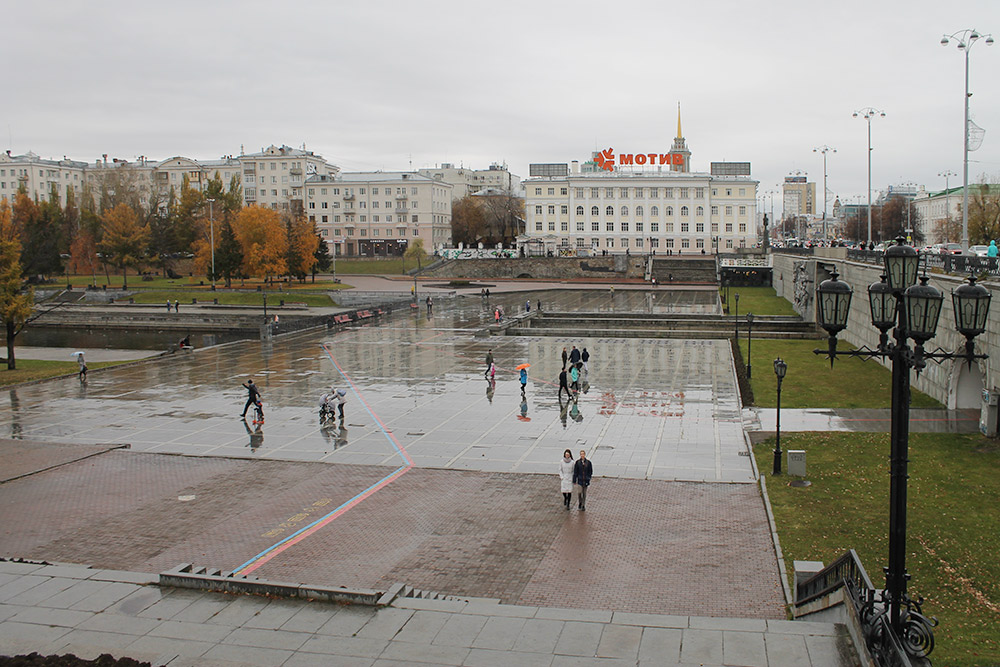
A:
649;256;717;283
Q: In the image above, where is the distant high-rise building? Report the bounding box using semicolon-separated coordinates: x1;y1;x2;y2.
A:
782;176;816;217
417;163;520;199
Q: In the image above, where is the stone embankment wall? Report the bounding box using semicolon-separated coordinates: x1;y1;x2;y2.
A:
419;256;647;281
772;249;999;410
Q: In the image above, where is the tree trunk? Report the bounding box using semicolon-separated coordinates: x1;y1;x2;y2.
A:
6;320;16;370
122;266;128;290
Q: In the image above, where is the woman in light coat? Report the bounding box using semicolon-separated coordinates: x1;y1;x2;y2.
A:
559;449;575;510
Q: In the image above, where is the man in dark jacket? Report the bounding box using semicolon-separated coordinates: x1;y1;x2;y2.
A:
572;449;593;511
569;345;581;366
581;347;590;372
240;379;261;418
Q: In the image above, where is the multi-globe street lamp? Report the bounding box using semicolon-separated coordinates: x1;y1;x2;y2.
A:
853;108;886;247
813;146;836;243
772;357;786;475
941;29;994;252
815;239;991;658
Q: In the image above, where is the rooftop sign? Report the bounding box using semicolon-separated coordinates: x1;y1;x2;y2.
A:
593;148;684;172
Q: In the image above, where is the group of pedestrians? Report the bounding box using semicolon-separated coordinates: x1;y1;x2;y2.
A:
558;449;593;511
165;300;181;312
558;345;589;400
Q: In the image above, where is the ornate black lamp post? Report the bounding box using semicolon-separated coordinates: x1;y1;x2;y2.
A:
734;293;740;339
814;238;991;659
746;313;754;379
772;357;786;475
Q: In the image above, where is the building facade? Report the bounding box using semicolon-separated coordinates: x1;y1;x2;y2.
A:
0;151;88;204
519;124;757;255
417;163;520;199
782;176;816;218
305;172;452;257
237;145;338;212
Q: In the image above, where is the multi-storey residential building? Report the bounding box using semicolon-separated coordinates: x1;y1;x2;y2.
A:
0;150;88;204
305;172;452;256
237;145;339;212
151;155;243;201
417;162;520;199
519;125;757;255
782;176;816;218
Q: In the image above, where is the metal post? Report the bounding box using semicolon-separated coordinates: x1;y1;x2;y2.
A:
867;116;873;246
886;296;911;633
773;364;783;475
962;45;971;252
746;313;753;379
734;293;740;340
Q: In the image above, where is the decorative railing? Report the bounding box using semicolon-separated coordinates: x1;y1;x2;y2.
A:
796;550;937;667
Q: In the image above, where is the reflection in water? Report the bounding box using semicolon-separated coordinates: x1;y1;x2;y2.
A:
559;396;569;428
518;396;530;421
8;388;21;439
485;378;495;403
570;400;583;422
243;419;264;451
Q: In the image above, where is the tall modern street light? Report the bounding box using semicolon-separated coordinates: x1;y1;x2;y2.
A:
206;198;216;290
853;109;886;247
941;29;994;252
813;146;836;242
938;170;956;234
815;240;991;659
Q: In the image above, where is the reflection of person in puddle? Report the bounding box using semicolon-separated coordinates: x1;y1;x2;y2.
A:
520;396;528;418
559;396;569;428
485;378;495;403
335;425;348;449
570;401;582;422
242;419;263;451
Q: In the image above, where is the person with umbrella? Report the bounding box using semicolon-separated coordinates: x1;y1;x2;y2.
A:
73;351;87;382
516;363;530;395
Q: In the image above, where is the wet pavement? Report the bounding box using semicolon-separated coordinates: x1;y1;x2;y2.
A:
747;407;981;433
0;290;751;483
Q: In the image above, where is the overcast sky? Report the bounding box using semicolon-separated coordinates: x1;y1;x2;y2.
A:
4;0;999;217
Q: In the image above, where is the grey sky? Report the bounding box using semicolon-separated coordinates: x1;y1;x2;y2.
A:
4;0;999;218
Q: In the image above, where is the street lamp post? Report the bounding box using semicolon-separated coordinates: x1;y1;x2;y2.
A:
734;293;740;340
941;29;994;252
746;312;754;379
815;240;991;658
206;198;216;290
813;146;836;243
772;357;786;475
853;108;886;247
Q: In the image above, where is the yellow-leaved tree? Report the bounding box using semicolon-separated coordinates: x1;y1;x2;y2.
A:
98;204;149;289
285;215;319;281
0;200;35;369
232;206;287;282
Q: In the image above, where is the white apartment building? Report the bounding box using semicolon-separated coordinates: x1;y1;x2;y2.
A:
305;172;452;257
417;162;520;199
151;155;243;200
238;145;339;211
0;151;88;204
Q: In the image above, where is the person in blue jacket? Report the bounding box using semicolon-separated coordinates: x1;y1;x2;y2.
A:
519;367;528;394
988;240;998;258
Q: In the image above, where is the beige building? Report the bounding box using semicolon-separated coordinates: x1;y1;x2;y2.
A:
782;176;816;218
238;145;339;212
0;151;87;205
417;162;520;199
305;172;452;257
520;122;757;255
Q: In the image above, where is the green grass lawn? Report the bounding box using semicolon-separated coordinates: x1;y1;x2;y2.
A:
740;338;943;409
62;275;350;291
0;359;127;386
754;432;1000;666
331;256;428;275
720;286;798;317
128;291;334;307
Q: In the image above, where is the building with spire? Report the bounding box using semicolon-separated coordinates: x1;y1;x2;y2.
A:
519;106;758;256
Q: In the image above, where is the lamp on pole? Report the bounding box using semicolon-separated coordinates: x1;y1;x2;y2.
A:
772;357;786;475
941;29;994;252
815;240;991;657
734;293;740;339
746;312;754;379
853;108;886;247
206;198;216;290
813;146;836;243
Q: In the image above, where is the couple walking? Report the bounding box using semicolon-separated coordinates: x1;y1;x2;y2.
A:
558;449;593;511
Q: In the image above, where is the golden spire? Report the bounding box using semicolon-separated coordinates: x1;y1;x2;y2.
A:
676;102;682;139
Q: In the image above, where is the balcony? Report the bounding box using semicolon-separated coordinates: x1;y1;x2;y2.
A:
344;209;356;215
289;167;303;176
343;193;355;200
395;193;408;200
395;208;409;216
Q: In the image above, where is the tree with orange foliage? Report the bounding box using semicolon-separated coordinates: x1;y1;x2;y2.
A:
69;231;100;286
98;203;149;289
285;215;319;281
0;200;35;369
232;206;287;281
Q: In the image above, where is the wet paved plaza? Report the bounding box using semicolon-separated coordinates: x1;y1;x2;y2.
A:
0;289;751;483
0;288;786;619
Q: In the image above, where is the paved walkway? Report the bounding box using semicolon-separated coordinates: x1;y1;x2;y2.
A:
747;407;981;433
0;561;851;666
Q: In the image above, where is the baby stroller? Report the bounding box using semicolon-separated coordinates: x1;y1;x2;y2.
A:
251;398;264;424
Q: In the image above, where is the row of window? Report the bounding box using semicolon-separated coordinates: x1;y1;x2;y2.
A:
309;200;418;210
535;221;748;233
325;227;420;237
532;186;749;198
560;237;745;249
0;168;82;181
534;204;749;217
308;186;419;196
310;214;421;224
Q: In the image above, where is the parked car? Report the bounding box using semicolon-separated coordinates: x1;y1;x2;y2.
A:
969;245;990;257
872;242;886;253
945;243;962;254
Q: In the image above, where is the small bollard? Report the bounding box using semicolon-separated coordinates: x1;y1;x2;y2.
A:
787;450;811;487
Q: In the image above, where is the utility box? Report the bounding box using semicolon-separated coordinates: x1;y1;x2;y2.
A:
788;450;807;477
981;390;999;437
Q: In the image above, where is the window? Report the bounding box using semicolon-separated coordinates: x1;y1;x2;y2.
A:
635;188;643;198
548;222;555;231
621;206;628;216
560;188;567;195
666;206;673;216
651;222;659;232
664;188;673;198
607;238;614;248
606;188;614;198
726;239;734;249
636;221;643;232
576;220;584;231
725;223;733;232
548;205;555;215
373;215;379;222
711;205;718;215
606;221;614;231
592;221;599;231
696;239;704;249
535;187;542;195
681;238;690;248
651;238;659;248
309;202;316;209
621;221;629;232
680;188;689;198
606;205;614;216
412;215;418;222
726;206;733;216
536;222;543;231
680;206;689;216
636;238;644;248
666;239;674;248
711;223;718;232
696;222;704;232
561;205;568;214
620;188;629;198
739;223;747;233
591;206;599;216
622;238;629;248
650;188;658;197
548;188;555;195
575;188;584;198
681;222;689;232
636;206;644;217
561;221;568;231
695;188;704;199
360;215;366;222
651;205;659;217
577;206;585;215
591;188;599;198
696;206;704;216
739;206;747;216
535;205;543;214
726;189;732;196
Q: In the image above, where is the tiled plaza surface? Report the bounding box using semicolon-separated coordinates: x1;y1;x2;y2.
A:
0;562;849;667
0;290;751;483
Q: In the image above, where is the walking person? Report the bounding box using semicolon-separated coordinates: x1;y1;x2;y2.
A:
484;349;494;378
569;363;580;396
335;388;347;421
76;352;88;382
561;347;568;370
569;345;581;366
494;308;500;324
525;299;531;313
559;450;575;510
558;367;570;399
519;366;528;394
240;379;261;419
573;449;593;510
581;347;590;373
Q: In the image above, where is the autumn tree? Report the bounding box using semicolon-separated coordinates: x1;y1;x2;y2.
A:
22;185;66;278
284;215;319;281
0;200;35;369
404;238;426;272
69;230;100;285
450;195;488;246
98;204;149;289
215;219;244;287
968;183;1000;244
232;206;287;281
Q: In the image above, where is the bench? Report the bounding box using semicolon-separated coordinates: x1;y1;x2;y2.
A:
333;314;353;324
